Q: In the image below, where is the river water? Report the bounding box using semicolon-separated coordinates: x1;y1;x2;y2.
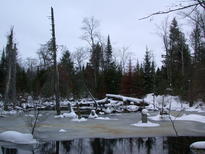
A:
1;136;205;154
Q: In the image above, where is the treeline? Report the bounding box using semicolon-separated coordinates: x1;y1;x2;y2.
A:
0;12;205;106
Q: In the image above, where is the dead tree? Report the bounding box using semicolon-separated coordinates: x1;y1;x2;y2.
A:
50;7;61;115
4;28;17;110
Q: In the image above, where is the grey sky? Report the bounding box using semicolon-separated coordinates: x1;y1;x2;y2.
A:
0;0;190;66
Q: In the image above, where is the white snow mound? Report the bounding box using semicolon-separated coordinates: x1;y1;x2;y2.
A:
131;121;160;127
59;129;67;133
54;111;78;119
190;141;205;149
0;131;37;144
88;110;98;119
72;117;87;122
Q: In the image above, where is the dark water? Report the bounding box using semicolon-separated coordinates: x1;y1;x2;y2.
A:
1;136;205;154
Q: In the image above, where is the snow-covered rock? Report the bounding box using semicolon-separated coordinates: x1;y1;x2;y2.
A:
127;105;139;112
131;121;160;127
0;131;37;144
59;129;67;133
54;110;78;119
142;109;148;115
103;107;113;114
99;112;105;115
190;141;205;150
88;110;98;119
63;112;78;119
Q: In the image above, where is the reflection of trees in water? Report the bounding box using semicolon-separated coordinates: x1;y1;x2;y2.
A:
145;138;155;154
38;142;56;154
61;140;71;153
90;138;116;154
167;136;205;154
1;147;17;154
3;136;205;154
136;137;156;154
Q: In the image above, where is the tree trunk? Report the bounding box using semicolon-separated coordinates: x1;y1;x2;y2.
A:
51;7;60;115
11;44;17;108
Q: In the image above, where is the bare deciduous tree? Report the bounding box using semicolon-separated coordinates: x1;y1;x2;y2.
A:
81;17;101;50
118;47;130;74
73;47;88;71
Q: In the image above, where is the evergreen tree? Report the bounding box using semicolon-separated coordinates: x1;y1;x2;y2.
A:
190;14;205;102
59;50;75;98
164;18;191;95
132;60;144;97
105;35;112;69
143;47;154;94
0;49;7;94
90;43;102;97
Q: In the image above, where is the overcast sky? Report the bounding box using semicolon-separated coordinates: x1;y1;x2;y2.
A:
0;0;192;66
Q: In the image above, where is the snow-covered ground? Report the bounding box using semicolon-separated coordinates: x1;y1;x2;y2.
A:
149;113;205;124
144;93;205;112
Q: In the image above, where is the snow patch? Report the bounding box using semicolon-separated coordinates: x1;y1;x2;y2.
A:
72;117;87;122
131;121;160;127
149;113;205;123
95;117;118;120
59;129;67;133
177;114;205;123
149;114;175;121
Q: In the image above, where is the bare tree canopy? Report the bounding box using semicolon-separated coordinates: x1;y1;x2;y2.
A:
81;16;101;48
139;0;205;20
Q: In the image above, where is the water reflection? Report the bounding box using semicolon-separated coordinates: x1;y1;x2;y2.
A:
1;137;205;154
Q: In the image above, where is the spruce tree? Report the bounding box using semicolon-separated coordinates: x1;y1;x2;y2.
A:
105;35;112;69
164;18;191;95
59;50;75;98
143;47;154;94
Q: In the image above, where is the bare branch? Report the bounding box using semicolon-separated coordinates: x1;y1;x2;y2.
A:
139;2;200;20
